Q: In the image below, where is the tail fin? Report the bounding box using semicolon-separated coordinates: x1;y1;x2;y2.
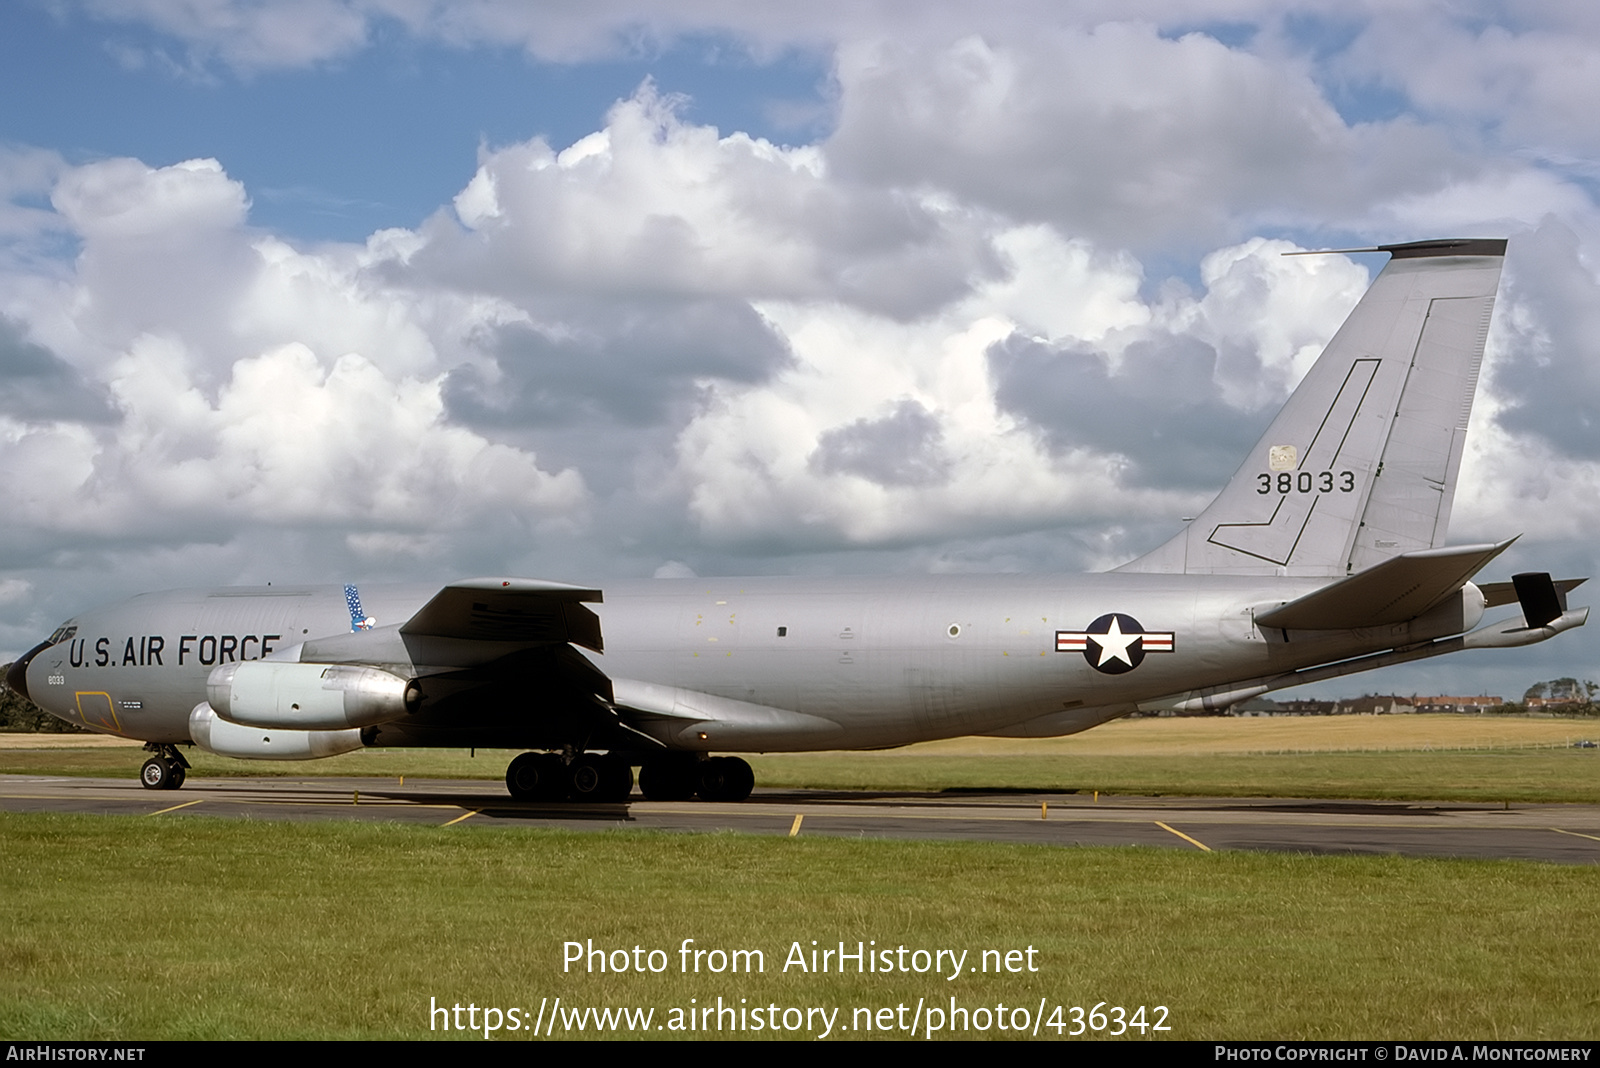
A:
1117;238;1506;577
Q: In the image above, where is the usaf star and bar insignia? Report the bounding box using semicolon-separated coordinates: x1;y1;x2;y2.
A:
1056;613;1175;674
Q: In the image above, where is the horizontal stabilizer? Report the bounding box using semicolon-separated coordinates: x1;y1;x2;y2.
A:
399;577;605;652
1148;604;1589;714
1254;540;1513;630
1479;576;1585;608
1511;572;1564;628
1461;606;1589;649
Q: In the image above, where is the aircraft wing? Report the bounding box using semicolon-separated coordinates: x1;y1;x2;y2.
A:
295;578;625;750
397;578;604;652
298;578;608;696
1254;540;1513;630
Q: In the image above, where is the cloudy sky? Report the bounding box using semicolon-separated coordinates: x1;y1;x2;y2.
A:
3;1;1599;701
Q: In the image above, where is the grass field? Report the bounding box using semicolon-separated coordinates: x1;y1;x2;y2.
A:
2;812;1597;1041
6;715;1597;803
4;717;1598;1041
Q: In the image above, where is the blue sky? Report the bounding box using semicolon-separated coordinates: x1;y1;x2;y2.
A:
0;4;834;240
3;1;1600;702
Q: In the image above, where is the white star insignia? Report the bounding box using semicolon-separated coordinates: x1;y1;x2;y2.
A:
1090;616;1141;667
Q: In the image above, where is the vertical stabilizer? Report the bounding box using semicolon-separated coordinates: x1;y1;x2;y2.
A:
1116;239;1505;577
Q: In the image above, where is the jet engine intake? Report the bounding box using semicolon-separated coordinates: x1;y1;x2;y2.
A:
207;661;420;730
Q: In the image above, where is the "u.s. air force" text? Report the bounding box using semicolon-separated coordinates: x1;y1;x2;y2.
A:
60;635;283;668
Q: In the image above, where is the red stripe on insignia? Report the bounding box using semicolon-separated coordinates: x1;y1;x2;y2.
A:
1141;634;1174;651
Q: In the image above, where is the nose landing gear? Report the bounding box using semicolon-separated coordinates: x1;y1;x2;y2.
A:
139;744;190;790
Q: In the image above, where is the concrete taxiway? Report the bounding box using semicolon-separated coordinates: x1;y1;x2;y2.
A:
2;772;1598;863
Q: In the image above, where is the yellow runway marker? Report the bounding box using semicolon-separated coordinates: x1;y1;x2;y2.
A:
145;799;204;817
1041;802;1048;820
1155;820;1212;851
443;808;480;826
1549;827;1600;843
789;814;803;836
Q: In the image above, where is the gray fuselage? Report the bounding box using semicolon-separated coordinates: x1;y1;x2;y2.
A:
21;572;1438;751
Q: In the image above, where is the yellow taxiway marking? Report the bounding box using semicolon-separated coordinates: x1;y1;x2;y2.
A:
1549;827;1600;843
789;814;803;836
1155;820;1212;851
442;808;481;826
145;799;204;817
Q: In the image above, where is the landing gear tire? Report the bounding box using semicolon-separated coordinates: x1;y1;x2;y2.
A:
638;757;698;802
567;753;633;803
140;758;181;791
505;752;564;801
696;756;754;802
140;744;189;790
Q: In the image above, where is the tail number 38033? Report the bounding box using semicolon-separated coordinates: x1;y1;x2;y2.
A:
1257;471;1355;494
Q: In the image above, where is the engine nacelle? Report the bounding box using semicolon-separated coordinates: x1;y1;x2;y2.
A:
207;661;420;730
189;702;364;760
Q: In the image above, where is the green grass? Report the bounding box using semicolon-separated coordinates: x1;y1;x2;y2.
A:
752;748;1600;803
0;744;511;782
1;812;1596;1040
5;743;1599;804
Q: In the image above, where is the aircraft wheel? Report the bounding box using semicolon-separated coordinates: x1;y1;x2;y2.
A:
567;754;632;803
602;756;634;802
697;756;754;802
638;757;697;801
140;758;171;790
506;752;563;801
166;763;186;790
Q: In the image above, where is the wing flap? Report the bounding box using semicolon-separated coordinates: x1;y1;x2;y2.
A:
610;679;843;751
399;578;604;652
1255;540;1513;630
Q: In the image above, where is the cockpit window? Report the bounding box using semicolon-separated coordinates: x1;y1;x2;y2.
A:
47;624;77;646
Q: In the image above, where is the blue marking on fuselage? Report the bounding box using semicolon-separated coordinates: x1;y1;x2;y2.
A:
344;584;369;632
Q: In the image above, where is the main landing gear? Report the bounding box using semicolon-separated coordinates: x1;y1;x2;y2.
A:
139;743;190;791
632;755;754;802
634;755;755;802
683;756;755;803
503;752;754;803
505;751;634;803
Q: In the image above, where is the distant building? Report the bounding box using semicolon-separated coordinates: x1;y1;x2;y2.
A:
1335;695;1415;715
1274;699;1338;716
1219;693;1534;717
1413;695;1504;713
1227;697;1282;716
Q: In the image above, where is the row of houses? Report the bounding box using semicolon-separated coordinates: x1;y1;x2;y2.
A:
1231;693;1595;716
1233;695;1502;716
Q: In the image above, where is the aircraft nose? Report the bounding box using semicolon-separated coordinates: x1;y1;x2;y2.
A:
5;640;50;702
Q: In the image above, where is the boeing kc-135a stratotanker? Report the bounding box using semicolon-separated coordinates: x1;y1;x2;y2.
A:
5;238;1587;801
